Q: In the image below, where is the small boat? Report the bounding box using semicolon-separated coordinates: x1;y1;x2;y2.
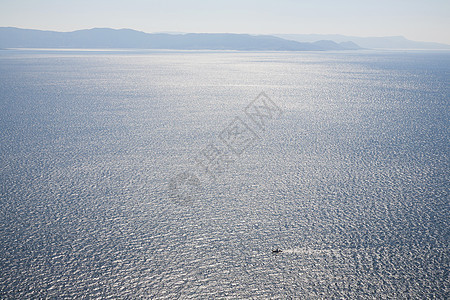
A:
272;248;282;253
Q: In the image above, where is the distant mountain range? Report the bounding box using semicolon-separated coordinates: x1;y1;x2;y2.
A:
0;27;448;51
276;34;450;50
0;27;361;51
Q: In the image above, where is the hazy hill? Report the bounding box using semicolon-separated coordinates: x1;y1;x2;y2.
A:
276;34;450;50
0;27;361;51
312;40;362;50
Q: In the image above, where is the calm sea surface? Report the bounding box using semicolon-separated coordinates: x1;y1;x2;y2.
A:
0;49;449;298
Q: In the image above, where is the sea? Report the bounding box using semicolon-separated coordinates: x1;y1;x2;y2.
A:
0;49;449;299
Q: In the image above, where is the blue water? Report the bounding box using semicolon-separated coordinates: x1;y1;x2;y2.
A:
0;49;449;298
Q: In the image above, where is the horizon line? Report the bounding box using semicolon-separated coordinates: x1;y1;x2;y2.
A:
3;26;450;46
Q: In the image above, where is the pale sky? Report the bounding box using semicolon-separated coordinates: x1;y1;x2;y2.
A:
1;0;449;44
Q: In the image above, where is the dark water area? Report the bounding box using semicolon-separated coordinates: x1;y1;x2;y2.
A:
0;49;448;298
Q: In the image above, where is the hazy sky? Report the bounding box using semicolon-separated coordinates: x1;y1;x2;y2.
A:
1;0;449;44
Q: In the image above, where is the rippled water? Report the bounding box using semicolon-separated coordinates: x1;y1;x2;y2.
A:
0;49;449;298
